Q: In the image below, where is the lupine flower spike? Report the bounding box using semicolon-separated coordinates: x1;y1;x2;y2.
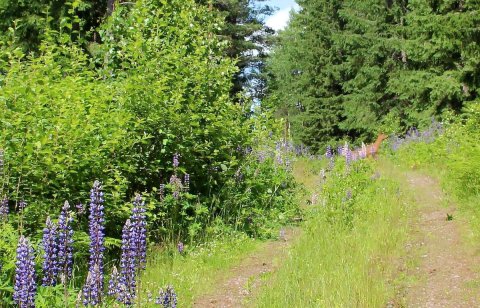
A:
42;217;59;286
0;196;8;221
117;219;136;305
82;181;105;306
155;286;177;307
58;201;74;281
14;236;37;308
131;194;147;269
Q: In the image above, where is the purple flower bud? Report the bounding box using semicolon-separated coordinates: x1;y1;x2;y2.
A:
177;242;184;254
14;236;37;308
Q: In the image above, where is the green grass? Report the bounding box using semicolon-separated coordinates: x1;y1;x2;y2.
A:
136;234;260;307
252;160;414;307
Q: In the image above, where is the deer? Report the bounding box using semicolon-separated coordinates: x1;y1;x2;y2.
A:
365;133;388;158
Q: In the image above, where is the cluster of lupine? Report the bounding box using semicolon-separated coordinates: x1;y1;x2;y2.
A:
14;236;37;308
82;180;106;306
108;194;148;305
155;286;177;308
8;179;175;307
391;118;444;151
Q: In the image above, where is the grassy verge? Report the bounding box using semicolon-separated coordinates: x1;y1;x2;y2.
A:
136;234;260;307
389;103;480;243
252;159;414;307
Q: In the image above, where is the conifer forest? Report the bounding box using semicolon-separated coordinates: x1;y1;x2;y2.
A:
1;0;480;307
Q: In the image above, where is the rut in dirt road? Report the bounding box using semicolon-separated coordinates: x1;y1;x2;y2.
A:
404;172;480;307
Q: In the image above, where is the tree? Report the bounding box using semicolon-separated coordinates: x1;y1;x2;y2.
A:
196;0;275;99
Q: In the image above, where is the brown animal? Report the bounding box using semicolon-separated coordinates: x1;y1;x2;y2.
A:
366;133;388;157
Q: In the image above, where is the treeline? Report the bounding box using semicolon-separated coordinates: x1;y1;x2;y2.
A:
267;0;480;150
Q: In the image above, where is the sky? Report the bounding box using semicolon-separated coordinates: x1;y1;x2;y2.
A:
264;0;299;31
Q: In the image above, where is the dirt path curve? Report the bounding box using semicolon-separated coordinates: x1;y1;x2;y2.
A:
403;171;480;307
193;228;298;308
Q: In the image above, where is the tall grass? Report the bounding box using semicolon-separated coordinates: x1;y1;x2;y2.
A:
253;159;413;307
137;233;259;307
390;102;480;242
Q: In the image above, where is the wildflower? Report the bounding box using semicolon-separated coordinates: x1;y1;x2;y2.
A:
177;242;184;254
18;200;27;211
117;219;136;305
172;153;180;169
169;175;182;199
183;174;190;191
0;196;8;220
14;236;37;308
76;203;85;215
58;201;74;281
361;142;367;159
131;194;147;269
107;266;121;297
155;286;177;307
41;217;59;286
82;181;105;306
344;144;352;166
325;145;333;159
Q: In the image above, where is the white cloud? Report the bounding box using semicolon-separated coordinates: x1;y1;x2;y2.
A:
265;4;299;31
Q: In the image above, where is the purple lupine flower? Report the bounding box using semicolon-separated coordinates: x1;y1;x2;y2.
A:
131;194;147;269
337;146;343;156
155;286;177;307
285;158;291;169
169;175;182;200
346;190;352;200
344;144;352;166
183;174;190;191
41;216;59;286
58;201;74;281
107;266;121;296
18;200;27;211
325;145;333;159
234;168;243;182
82;181;105;306
14;236;37;308
0;196;8;220
172;153;180;169
117;219;136;305
177;242;184;254
76;203;85;215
